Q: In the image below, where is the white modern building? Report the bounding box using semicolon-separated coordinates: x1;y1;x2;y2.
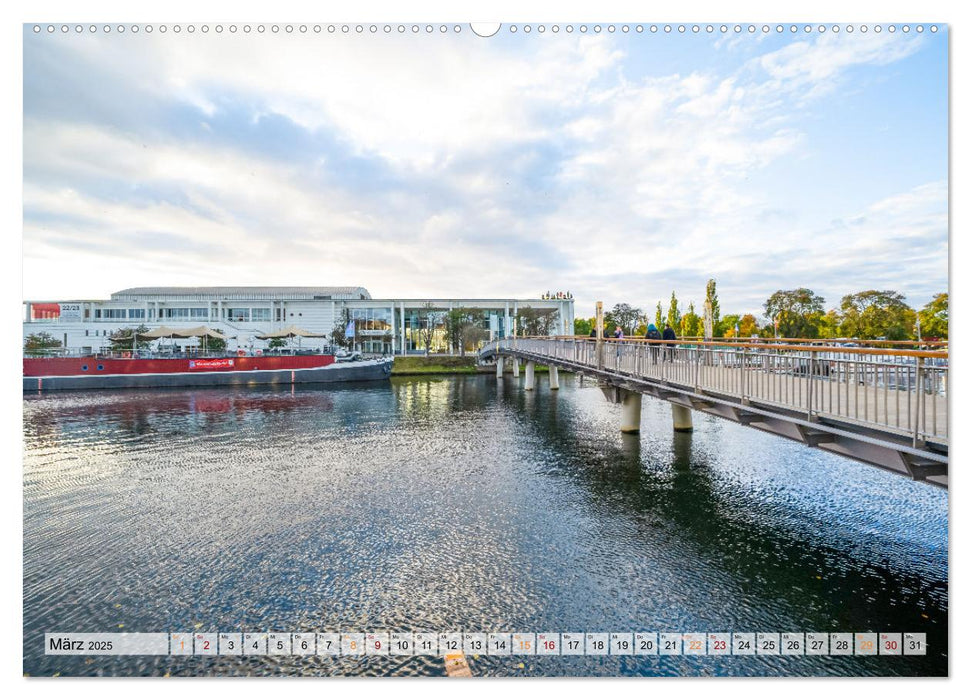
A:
23;286;575;355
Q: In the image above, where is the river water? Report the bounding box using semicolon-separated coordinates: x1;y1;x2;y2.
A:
22;374;948;676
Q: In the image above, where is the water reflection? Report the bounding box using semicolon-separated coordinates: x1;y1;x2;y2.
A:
23;375;946;677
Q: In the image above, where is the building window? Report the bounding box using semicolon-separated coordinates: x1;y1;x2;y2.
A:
251;308;271;322
351;307;393;334
226;308;250;322
95;308;127;320
128;309;146;319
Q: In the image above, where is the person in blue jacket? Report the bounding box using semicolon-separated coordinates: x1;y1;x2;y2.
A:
645;323;661;363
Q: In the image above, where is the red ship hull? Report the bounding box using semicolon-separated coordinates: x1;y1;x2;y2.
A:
24;354;334;377
23;355;393;392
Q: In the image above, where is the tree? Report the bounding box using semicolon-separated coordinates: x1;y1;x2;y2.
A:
205;329;228;353
666;291;681;331
654;301;664;330
738;314;758;337
516;306;558;337
109;325;151;352
574;317;594;336
839;290;916;340
818;309;842;339
444;307;484;356
764;288;826;338
331;308;352;349
721;314;741;338
918;293;948;339
705;279;720;329
607;303;643;334
417;302;444;353
24;331;62;355
680;302;702;337
267;337;288;350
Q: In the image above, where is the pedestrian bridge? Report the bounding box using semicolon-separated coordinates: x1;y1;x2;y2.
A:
480;337;948;488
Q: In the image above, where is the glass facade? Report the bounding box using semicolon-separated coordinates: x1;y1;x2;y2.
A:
350;307;393;334
225;308;249;322
160;308;210;321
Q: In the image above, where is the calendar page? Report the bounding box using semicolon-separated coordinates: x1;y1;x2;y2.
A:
19;1;949;685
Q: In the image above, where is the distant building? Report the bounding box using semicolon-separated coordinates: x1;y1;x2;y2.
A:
23;286;575;355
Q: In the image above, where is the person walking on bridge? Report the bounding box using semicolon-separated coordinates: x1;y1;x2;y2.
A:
646;323;661;363
662;323;677;362
613;326;624;361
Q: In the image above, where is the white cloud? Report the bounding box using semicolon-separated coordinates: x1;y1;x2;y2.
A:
22;29;945;315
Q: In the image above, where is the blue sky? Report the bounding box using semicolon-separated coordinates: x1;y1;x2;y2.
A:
22;23;947;319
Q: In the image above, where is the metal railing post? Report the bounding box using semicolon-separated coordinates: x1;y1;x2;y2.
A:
913;356;924;447
807;352;815;420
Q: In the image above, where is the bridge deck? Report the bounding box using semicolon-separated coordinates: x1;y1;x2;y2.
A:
482;338;948;487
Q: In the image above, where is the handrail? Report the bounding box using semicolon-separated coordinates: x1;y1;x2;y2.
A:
482;336;948;446
504;336;948;360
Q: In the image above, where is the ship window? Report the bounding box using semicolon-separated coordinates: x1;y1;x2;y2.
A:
81;365;88;371
97;364;104;371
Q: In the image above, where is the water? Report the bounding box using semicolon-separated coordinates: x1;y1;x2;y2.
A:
22;374;948;676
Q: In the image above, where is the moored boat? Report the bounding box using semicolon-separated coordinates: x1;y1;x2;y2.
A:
23;352;393;392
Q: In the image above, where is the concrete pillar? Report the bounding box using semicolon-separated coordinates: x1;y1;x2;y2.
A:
621;390;642;433
672;404;694;432
549;364;560;390
525;361;536;390
512;359;520;378
496;355;504;377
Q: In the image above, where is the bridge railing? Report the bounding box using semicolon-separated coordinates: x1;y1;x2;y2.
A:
482;337;948;446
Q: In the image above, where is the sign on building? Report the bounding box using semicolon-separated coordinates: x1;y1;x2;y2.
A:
58;303;82;321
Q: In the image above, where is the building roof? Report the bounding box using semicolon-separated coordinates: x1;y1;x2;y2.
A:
110;286;371;301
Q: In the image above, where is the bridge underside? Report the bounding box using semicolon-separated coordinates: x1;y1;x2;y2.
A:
483;348;947;488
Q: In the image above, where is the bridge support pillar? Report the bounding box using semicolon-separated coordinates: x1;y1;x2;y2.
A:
525;361;536;390
512;359;520;378
549;365;559;390
672;404;693;432
621;391;642;434
496;355;504;377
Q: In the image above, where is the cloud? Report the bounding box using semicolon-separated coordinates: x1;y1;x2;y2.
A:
22;28;946;315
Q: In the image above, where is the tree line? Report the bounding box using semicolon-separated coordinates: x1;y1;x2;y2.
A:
574;280;948;341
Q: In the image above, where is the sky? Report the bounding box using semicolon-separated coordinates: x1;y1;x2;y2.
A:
22;23;948;320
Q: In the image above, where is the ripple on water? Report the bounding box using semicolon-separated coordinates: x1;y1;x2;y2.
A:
23;377;947;676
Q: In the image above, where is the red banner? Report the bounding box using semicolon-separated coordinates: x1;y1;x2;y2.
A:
188;359;235;370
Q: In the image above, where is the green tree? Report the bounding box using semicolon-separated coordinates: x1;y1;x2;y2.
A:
839;290;916;340
738;314;758;337
607;303;643;334
764;288;826;338
574;317;594;336
918;293;948;339
205;329;228;353
721;314;741;338
444;308;485;355
818;309;842;339
267;337;288;350
680;302;702;337
666;291;681;331
654;301;664;330
24;331;62;355
705;279;720;328
109;325;151;352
